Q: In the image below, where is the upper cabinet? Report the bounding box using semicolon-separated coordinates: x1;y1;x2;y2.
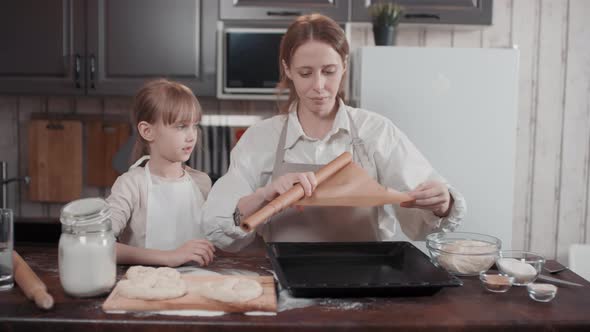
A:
0;0;217;96
351;0;493;26
220;0;349;22
86;0;216;96
0;0;85;95
0;0;493;96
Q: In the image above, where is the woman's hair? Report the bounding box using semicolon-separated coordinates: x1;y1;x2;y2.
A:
277;13;349;112
131;79;202;162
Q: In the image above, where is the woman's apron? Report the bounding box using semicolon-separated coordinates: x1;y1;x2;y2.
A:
259;110;381;242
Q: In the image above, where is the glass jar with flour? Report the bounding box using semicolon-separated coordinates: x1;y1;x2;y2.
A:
58;198;116;297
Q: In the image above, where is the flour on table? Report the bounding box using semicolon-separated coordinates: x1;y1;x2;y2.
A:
277;287;317;312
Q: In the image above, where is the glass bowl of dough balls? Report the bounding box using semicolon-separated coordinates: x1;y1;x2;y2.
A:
426;232;501;277
496;250;545;286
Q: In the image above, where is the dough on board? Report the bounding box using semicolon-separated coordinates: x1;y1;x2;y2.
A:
199;277;263;303
117;266;187;301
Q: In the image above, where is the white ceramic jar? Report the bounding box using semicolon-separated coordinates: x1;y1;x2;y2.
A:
58;198;116;297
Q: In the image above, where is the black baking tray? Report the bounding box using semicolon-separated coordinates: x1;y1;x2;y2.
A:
266;241;463;298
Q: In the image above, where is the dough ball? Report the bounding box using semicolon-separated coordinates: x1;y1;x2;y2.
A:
117;266;187;301
199;278;263;303
154;267;181;280
117;278;187;301
125;266;156;282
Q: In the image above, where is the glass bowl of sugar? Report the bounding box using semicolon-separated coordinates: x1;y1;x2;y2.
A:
496;250;545;286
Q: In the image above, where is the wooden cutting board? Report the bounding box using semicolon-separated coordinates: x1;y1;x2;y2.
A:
102;275;277;313
28;120;82;202
87;121;131;187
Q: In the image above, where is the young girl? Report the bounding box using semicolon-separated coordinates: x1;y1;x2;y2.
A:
107;79;215;267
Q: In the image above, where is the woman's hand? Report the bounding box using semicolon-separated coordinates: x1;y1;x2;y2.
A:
165;239;216;267
400;180;453;217
260;172;318;201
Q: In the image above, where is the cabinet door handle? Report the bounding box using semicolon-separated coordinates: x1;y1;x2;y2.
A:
266;11;301;17
74;54;81;89
404;13;441;20
90;54;96;89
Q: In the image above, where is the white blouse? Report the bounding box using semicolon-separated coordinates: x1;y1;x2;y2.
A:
203;101;466;252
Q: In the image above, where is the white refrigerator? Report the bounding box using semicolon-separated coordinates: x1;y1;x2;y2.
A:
351;46;519;252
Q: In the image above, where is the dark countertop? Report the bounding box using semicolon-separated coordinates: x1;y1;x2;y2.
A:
14;218;61;243
15;217;60;224
2;243;590;332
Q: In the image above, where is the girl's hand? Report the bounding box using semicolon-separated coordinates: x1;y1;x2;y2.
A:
166;239;215;267
260;172;318;201
400;180;453;217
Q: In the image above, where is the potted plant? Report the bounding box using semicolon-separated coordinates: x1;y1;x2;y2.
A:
369;2;404;46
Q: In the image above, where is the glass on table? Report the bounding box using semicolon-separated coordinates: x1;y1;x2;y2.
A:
0;208;14;290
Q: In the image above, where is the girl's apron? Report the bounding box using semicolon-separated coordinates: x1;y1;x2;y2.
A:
142;161;205;250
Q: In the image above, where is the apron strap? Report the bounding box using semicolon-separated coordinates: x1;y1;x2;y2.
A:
346;110;372;169
271;115;290;179
144;162;154;191
130;155;150;169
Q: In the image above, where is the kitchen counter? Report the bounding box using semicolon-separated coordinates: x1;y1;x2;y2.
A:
2;244;590;332
14;218;61;243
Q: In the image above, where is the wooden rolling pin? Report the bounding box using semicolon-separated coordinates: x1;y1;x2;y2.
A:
12;251;54;310
240;151;353;232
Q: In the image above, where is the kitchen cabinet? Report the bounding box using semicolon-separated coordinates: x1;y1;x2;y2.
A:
0;0;217;96
351;0;493;26
0;0;85;95
219;0;349;22
86;0;216;96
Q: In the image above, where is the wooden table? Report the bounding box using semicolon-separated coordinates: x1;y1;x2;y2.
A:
2;244;590;332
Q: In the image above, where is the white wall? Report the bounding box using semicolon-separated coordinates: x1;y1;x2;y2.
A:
349;0;590;263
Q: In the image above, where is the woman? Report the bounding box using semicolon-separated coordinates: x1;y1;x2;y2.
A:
204;14;466;252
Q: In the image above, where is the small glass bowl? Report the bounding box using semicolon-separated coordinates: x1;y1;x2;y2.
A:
479;271;514;293
527;283;557;302
496;250;545;286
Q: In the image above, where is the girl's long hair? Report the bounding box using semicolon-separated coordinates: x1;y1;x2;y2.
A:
131;79;202;163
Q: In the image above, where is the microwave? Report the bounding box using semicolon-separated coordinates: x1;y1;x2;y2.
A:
217;22;286;100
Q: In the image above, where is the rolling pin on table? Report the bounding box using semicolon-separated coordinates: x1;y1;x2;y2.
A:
12;251;54;310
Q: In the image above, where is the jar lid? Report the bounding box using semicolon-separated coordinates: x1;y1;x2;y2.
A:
60;198;112;233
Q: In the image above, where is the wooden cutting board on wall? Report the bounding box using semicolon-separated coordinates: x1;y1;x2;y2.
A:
28;120;83;202
102;275;277;313
87;121;131;187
